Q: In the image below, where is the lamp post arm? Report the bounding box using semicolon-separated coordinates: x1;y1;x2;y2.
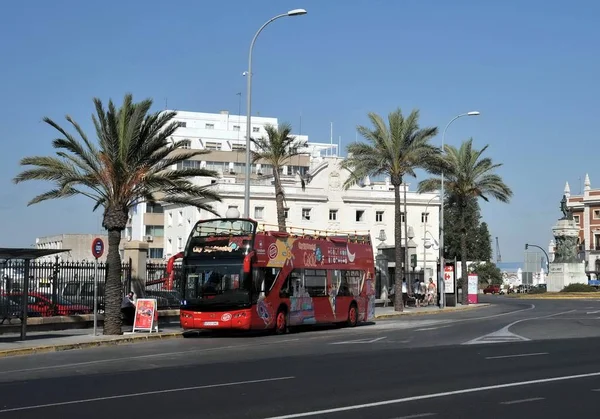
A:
525;244;551;274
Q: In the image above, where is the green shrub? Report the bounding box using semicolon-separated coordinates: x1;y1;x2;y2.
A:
529;286;547;294
560;283;598;293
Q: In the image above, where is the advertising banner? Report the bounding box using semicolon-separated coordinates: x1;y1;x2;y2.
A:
468;274;479;304
132;298;158;333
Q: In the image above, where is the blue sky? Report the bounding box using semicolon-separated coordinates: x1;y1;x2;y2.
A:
1;0;598;262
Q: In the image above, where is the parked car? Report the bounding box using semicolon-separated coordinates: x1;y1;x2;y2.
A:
5;292;92;317
0;295;43;323
61;281;105;312
483;284;502;294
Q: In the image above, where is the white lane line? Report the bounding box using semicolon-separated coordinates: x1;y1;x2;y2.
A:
259;371;600;419
591;389;600;392
0;338;301;376
464;309;575;345
331;337;387;345
391;414;437;419
415;325;453;332
485;352;549;360
0;376;294;413
500;397;545;405
587;310;600;314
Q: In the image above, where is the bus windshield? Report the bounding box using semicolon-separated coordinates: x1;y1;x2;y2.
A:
184;263;248;300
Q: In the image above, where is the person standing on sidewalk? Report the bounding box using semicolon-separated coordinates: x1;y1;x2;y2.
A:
121;292;136;326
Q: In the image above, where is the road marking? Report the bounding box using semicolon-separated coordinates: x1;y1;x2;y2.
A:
0;376;294;413
391;414;436;419
587;310;600;314
500;397;544;405
591;389;600;392
259;371;600;419
331;337;387;345
415;325;453;331
463;309;575;345
485;352;549;360
0;339;301;376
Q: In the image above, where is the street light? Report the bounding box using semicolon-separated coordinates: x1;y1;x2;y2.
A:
422;194;439;281
525;243;550;274
439;111;480;308
243;9;308;218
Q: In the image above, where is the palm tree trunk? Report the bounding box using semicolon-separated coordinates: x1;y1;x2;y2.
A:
103;208;128;335
403;181;410;296
273;170;286;232
460;199;469;305
393;182;404;312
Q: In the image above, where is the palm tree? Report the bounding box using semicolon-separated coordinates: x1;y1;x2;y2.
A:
13;94;222;334
418;139;512;304
251;123;307;232
341;108;439;311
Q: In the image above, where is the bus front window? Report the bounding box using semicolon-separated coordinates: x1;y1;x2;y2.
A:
184;264;247;300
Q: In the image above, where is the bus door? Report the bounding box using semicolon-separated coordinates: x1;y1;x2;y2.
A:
331;270;363;321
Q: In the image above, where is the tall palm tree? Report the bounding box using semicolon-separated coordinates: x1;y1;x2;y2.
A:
341;108;439;311
13;94;222;334
251;123;307;232
418;139;512;304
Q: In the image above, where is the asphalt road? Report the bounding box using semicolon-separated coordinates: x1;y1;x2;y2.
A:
1;296;600;418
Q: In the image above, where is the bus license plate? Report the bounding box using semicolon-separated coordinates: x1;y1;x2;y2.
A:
204;321;219;326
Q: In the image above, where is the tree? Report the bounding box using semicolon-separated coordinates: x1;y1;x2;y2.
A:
341;108;439;311
469;261;502;286
251;123;307;232
13;94;222;334
418;138;512;305
475;221;493;262
443;196;481;260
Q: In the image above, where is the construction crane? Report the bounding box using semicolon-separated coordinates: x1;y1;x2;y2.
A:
496;237;502;263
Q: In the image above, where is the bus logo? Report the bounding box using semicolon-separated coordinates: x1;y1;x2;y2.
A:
268;243;278;259
221;313;232;321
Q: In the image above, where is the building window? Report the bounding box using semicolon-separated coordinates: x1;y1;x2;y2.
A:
167;238;173;254
205;123;215;129
254;206;264;220
375;211;384;223
177;237;183;250
421;212;429;223
177;121;187;128
168;212;173;227
595;235;600;251
178;211;183;225
145;225;164;237
574;215;580;225
146;203;164;213
149;248;164;259
231;144;246;152
329;209;338;221
284;208;289;219
205;142;222;151
355;210;365;222
233;125;240;131
594;209;600;219
400;212;406;223
252;127;260;133
180;139;191;149
302;208;311;221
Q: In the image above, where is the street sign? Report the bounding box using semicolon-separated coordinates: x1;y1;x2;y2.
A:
91;238;104;259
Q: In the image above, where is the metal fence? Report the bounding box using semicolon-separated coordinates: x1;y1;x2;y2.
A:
145;262;183;309
1;258;131;320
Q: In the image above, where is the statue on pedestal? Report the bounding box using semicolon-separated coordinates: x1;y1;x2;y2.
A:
559;194;573;221
553;194;578;263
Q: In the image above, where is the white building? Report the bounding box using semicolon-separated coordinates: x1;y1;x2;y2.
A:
35;233;109;262
126;110;442;289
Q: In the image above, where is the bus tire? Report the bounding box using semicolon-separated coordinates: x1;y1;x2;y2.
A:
274;307;288;335
347;303;358;327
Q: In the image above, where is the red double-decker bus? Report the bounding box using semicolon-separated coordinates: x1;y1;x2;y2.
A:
179;217;376;334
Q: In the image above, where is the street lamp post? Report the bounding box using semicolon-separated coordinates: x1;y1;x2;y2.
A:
423;194;439;281
243;9;308;218
439;111;480;308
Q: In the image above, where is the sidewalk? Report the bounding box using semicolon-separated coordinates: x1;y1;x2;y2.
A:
374;303;490;319
0;326;183;358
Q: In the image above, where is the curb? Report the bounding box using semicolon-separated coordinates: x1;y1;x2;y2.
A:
0;331;183;359
374;303;491;319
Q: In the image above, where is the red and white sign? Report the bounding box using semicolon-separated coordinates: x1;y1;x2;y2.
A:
221;313;232;322
268;243;278;259
132;298;158;333
444;266;455;294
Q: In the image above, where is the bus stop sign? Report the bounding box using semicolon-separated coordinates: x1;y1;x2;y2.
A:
92;238;104;259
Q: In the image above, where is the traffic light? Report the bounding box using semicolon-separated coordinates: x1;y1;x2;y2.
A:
525;244;529;250
410;254;417;269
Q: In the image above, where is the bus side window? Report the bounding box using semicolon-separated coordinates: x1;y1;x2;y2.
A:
279;275;291;298
253;267;281;296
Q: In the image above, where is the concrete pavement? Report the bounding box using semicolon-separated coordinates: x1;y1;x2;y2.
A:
1;296;600;418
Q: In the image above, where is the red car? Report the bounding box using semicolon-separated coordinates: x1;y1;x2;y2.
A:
483;285;501;295
7;292;91;317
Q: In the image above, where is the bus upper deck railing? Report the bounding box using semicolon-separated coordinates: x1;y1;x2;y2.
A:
256;222;372;244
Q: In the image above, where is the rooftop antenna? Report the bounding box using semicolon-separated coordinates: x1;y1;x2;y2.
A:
329;122;333;157
338;135;341;158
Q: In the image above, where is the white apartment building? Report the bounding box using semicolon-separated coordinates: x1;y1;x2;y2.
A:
35;234;109;262
161;155;441;283
124;109;333;261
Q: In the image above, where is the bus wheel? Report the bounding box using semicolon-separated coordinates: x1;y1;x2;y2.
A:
275;309;288;335
347;304;358;327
